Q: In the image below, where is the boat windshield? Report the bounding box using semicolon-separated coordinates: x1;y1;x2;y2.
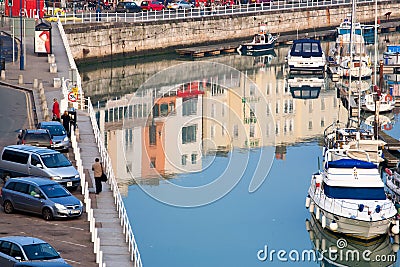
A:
324;185;386;200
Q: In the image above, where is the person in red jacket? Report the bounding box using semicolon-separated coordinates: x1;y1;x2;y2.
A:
52;98;60;121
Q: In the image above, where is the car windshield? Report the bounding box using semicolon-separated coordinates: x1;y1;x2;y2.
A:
41;125;66;136
41;153;72;168
22;243;61;260
25;133;50;142
40;184;71;198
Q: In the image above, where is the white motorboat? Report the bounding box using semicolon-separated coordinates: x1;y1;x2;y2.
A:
287;38;326;73
306;149;398;239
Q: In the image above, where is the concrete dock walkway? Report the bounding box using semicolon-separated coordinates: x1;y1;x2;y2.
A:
0;18;134;267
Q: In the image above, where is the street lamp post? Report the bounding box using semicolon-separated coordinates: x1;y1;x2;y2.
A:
19;0;24;70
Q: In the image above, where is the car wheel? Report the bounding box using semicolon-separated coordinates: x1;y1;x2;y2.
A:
42;208;54;221
3;201;14;214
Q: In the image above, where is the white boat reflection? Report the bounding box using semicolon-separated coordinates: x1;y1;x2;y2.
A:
362;113;395;131
287;74;325;99
306;214;397;267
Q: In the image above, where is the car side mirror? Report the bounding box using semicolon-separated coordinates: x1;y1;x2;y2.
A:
36;164;43;168
15;256;22;261
33;194;41;198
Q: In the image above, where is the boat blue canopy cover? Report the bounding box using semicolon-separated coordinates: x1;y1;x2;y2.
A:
290;39;323;57
387;45;400;53
327;159;376;169
324;185;386;200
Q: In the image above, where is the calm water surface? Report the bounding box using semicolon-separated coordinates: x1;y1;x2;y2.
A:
79;32;400;266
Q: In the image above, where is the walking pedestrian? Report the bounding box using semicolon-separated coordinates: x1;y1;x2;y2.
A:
61;110;70;136
52;98;60;121
92;158;102;194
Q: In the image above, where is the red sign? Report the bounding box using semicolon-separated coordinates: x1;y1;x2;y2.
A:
68;92;78;102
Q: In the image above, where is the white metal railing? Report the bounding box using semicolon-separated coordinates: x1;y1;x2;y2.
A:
87;97;143;267
56;0;386;24
58;20;142;267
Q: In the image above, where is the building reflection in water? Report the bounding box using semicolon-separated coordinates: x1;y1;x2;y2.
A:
306;214;397;267
88;58;353;195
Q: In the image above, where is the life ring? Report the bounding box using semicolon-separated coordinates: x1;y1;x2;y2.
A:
384;123;393;130
385;94;393;102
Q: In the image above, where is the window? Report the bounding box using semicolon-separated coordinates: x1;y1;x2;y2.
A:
160;103;169;116
31;154;41;166
182;98;198;116
0;241;12;256
250;125;255;138
14;182;29;194
150;158;156;168
10;244;23;258
191;154;197;164
181;155;187;165
2;150;29;164
182;125;197;144
233;125;238;139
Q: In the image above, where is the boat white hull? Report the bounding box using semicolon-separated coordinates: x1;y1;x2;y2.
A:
309;200;394;239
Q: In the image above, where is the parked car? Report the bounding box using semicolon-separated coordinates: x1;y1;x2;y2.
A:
0;177;83;220
167;0;194;9
115;1;143;12
0;236;67;267
140;0;165;10
17;129;53;149
37;121;70;152
0;145;81;190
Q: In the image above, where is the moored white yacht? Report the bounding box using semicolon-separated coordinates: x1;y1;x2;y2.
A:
287;39;326;73
306;150;398;239
361;92;395;113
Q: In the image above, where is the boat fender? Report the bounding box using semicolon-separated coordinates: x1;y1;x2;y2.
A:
309;202;315;213
358;204;364;212
316;206;320;220
385;168;393;176
330;221;338;231
305;220;311;231
384;123;393;131
321;215;326;228
315;239;320;250
385;94;394;102
321;238;326;251
375;205;381;213
392;223;400;235
392;243;399;253
305;196;311;208
309;230;314;240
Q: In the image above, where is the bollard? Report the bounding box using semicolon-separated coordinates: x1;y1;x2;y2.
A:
53;77;61;88
1;70;5;81
50;63;57;73
33;78;38;89
48;54;55;64
18;74;23;85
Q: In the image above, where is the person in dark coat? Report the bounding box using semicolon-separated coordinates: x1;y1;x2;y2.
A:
61;110;70;136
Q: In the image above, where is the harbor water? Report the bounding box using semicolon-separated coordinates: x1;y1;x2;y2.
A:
79;31;400;266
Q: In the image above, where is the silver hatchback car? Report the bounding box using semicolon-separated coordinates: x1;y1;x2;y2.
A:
37;121;70;152
0;177;83;220
0;236;67;267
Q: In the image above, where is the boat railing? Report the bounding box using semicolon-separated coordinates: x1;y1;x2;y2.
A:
311;182;396;219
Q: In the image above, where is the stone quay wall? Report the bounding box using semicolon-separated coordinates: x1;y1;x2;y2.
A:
64;1;398;62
